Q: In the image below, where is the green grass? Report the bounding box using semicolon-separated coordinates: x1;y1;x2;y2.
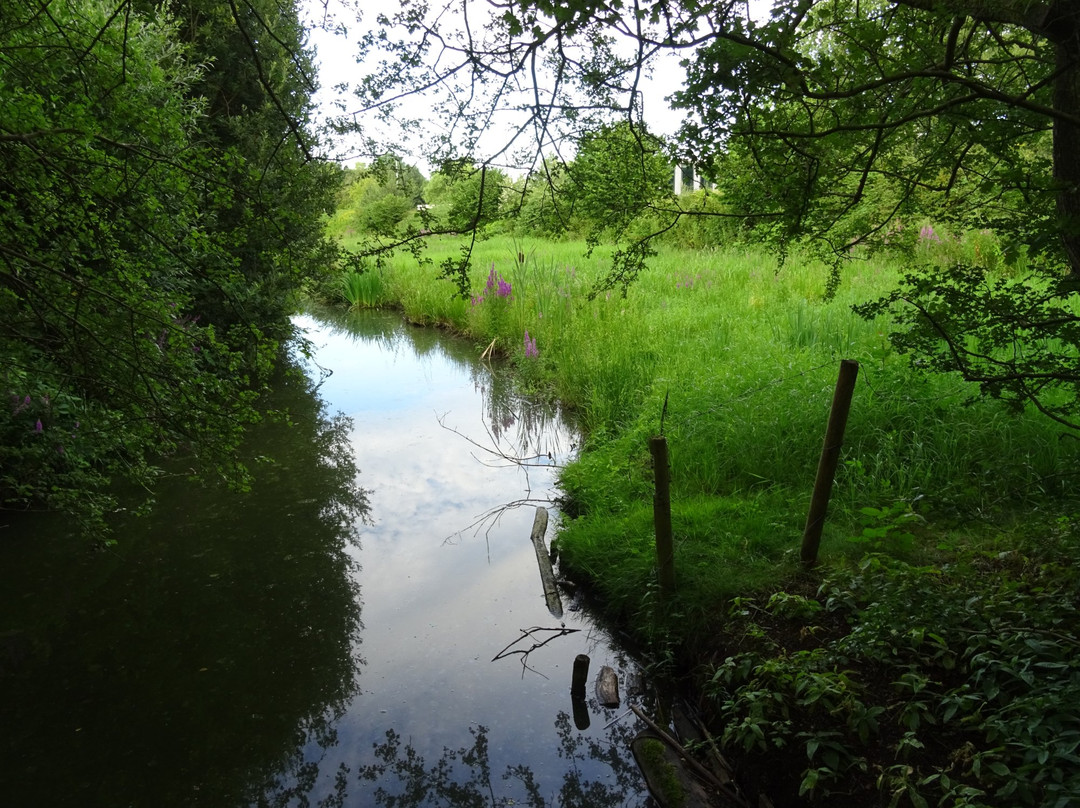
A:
332;232;1080;640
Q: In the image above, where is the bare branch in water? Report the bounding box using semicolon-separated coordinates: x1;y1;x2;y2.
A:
492;625;582;678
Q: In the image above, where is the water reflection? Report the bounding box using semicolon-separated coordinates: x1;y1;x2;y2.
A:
0;310;650;808
0;349;368;807
278;309;650;808
306;304;574;468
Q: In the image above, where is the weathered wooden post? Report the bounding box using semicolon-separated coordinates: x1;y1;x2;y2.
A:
529;506;563;618
650;436;676;598
571;654;591;729
800;359;860;567
571;654;590;700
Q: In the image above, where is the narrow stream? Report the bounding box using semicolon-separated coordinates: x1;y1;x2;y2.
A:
0;308;652;807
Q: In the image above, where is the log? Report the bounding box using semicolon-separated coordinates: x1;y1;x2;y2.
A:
596;665;620;708
528;506;563;618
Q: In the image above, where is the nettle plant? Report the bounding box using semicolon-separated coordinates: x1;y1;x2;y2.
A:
706;543;1080;807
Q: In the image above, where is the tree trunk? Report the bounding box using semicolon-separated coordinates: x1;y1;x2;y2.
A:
1054;30;1080;276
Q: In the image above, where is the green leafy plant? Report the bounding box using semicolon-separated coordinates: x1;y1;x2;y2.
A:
343;269;387;309
848;500;925;553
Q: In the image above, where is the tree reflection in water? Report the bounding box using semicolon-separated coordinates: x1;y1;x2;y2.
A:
0;348;370;808
263;708;645;808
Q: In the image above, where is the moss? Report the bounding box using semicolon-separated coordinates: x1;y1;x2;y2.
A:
636;737;686;808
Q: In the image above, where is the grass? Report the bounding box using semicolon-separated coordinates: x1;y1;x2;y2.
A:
333;231;1079;596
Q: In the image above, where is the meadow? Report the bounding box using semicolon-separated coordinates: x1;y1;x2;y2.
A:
327;232;1080;805
332;234;1080;605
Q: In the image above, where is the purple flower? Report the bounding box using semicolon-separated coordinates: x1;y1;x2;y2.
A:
919;224;940;243
523;330;539;358
471;294;485;307
34;419;43;433
482;264;512;300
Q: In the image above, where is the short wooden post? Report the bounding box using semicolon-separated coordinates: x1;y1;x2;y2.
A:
571;654;590;700
650;436;676;598
800;359;859;567
571;654;591;729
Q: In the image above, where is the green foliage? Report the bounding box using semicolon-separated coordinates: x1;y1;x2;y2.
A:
342;268;389;309
437;161;508;233
351;0;1080;431
567;122;673;240
856;262;1080;430
0;0;336;533
329;157;427;237
706;534;1080;806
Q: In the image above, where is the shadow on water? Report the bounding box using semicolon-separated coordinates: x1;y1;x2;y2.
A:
0;348;368;807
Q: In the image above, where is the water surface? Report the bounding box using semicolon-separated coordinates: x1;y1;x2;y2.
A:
0;309;650;806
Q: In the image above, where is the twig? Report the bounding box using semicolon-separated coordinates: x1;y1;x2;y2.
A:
630;705;736;795
492;625;581;678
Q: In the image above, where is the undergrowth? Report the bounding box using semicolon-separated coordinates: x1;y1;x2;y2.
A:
703;520;1080;807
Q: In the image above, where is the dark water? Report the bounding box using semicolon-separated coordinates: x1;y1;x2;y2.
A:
0;309;650;807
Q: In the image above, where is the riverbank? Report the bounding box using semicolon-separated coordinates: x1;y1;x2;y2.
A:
321;234;1080;806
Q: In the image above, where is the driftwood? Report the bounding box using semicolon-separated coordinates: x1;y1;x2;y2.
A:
595;665;620;707
529;506;563;618
491;625;580;678
630;705;750;808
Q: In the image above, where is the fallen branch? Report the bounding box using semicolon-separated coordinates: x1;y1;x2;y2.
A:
492;625;581;678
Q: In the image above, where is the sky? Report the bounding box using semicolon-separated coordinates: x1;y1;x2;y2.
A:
301;0;772;172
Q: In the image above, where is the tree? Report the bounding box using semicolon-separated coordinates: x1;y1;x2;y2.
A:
566;121;673;239
348;0;1080;429
332;157;428;235
0;0;336;533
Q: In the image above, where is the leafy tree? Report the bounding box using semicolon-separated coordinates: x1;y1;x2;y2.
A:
566;122;673;239
154;0;339;340
332;156;428;236
434;160;509;233
349;0;1080;428
0;0;336;533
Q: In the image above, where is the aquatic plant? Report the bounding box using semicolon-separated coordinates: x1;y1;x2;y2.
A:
342;269;386;309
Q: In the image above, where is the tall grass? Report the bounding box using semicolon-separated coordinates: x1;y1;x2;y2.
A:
342;268;389;309
332;232;1080;638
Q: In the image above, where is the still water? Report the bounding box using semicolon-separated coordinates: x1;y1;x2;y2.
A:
0;309;651;807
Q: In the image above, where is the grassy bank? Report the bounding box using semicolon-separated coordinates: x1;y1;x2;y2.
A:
326;233;1080;806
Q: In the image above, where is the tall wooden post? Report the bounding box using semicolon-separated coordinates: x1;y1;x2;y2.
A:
650;436;676;598
800;359;860;568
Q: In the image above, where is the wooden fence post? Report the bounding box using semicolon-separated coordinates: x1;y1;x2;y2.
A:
800;359;860;568
650;436;676;598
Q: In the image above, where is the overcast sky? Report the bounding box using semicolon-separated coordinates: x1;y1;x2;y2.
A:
301;0;772;172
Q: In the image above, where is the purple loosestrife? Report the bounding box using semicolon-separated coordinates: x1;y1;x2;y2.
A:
919;224;941;243
523;330;539;358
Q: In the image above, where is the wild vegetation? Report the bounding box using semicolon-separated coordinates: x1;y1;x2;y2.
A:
6;0;1080;802
0;0;337;534
320;214;1080;803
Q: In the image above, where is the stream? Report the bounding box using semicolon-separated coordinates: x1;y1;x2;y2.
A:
0;308;653;807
